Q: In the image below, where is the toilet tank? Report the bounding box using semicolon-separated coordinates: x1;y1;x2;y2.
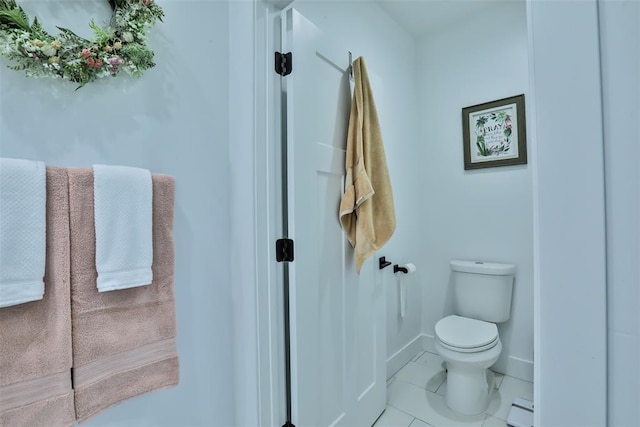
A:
451;260;515;323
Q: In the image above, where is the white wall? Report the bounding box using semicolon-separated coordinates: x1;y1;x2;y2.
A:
600;0;640;425
0;1;237;425
416;2;534;381
291;0;423;378
528;0;607;425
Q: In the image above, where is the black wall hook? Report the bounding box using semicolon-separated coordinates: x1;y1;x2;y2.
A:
394;264;409;274
379;256;392;270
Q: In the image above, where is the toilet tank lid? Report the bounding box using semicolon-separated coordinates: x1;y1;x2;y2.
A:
450;260;515;275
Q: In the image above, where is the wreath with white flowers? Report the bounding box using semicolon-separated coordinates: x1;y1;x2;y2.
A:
0;0;164;88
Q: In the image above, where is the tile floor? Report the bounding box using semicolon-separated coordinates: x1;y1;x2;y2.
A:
374;351;534;427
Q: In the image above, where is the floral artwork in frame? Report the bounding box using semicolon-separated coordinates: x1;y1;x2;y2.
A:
462;94;527;170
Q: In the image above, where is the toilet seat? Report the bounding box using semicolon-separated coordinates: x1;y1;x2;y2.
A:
435;315;498;353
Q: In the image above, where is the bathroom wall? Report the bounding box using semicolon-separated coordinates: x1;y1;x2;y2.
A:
0;1;238;425
290;0;423;378
600;0;640;425
416;1;534;381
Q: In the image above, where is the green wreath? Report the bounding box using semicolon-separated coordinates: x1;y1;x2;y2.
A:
0;0;164;88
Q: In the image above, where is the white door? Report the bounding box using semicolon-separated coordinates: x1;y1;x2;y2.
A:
282;9;386;427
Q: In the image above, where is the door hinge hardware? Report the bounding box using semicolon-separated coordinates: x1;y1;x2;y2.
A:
276;238;294;262
275;51;292;76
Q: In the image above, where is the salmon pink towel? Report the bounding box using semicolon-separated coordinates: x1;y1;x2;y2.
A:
68;168;179;423
0;167;75;427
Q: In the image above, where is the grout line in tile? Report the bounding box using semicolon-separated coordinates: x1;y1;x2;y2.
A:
485;408;508;423
492;414;508;422
501;373;533;385
401;356;416;369
412;414;436;427
386;400;425;421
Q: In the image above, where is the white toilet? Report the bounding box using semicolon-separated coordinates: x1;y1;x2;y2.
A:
434;260;515;415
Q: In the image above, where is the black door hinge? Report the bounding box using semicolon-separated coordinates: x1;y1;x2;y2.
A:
275;52;292;76
276;238;294;262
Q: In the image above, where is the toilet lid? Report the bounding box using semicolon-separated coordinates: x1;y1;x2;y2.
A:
435;315;498;350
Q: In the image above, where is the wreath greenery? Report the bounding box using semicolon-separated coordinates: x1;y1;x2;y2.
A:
0;0;164;88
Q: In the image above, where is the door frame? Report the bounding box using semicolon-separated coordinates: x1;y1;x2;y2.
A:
250;1;290;425
244;1;608;426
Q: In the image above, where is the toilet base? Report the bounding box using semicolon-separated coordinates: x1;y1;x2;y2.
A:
435;338;502;416
445;368;496;415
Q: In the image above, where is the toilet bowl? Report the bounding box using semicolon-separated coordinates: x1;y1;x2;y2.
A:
434;314;501;415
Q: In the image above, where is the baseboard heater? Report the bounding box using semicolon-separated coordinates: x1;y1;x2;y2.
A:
507;397;533;427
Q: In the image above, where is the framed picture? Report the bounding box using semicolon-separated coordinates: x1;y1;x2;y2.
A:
462;94;527;170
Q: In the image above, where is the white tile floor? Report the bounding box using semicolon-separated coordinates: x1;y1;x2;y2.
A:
374;351;534;427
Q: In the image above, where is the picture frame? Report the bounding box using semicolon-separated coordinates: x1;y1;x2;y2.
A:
462;94;527;170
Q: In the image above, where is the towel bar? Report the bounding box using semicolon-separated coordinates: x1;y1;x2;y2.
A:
379;256;392;270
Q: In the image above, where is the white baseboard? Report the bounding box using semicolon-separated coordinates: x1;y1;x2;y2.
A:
386;334;424;379
422;333;437;354
493;355;534;383
421;334;534;383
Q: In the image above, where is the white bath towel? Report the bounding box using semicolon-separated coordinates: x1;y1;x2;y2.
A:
92;165;153;292
0;158;46;308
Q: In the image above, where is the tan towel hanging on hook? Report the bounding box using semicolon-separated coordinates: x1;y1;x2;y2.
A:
339;56;396;274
